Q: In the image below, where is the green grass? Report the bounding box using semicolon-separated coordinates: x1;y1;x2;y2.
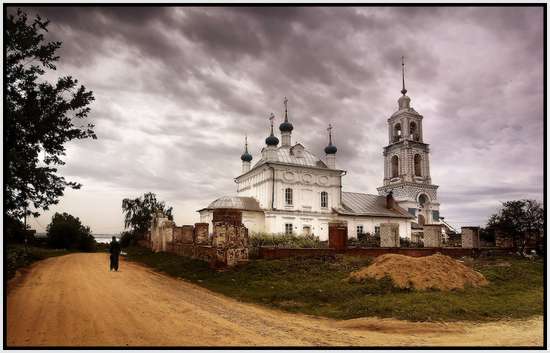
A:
6;244;72;280
124;246;544;322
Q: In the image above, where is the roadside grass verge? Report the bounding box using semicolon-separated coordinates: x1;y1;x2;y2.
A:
6;244;72;280
124;246;543;322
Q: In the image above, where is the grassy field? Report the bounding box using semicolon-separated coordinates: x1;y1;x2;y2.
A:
125;246;543;322
6;244;72;280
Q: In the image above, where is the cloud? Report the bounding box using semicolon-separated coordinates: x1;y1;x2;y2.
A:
10;5;543;233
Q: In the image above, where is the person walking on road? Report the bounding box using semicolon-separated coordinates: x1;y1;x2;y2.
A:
109;236;121;272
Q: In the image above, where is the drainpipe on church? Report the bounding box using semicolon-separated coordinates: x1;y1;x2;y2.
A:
339;170;347;207
268;164;276;210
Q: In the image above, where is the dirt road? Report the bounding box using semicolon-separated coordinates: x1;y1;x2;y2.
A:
7;253;543;347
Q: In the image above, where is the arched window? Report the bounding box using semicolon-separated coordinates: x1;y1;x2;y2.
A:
414;154;422;176
285;188;293;205
409;121;418;140
418;193;428;207
393;123;402;142
320;191;328;208
391;155;399;178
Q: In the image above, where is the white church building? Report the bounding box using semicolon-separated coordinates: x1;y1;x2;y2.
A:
199;61;443;240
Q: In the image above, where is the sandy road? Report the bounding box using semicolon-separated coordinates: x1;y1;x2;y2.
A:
6;253;543;347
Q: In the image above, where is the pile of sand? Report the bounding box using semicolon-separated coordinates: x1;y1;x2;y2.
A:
348;253;488;291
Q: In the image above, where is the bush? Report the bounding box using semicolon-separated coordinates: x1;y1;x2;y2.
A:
400;237;424;248
120;230;137;248
249;232;325;258
47;212;96;252
348;233;380;247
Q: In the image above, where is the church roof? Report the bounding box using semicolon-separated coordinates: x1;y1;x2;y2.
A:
337;192;413;218
252;145;328;169
200;196;262;212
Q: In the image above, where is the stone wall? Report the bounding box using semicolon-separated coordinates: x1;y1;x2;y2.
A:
380;223;400;247
423;224;442;248
147;212;249;267
213;222;249;266
461;227;480;249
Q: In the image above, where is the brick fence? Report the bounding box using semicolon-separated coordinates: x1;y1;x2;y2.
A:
258;246;515;260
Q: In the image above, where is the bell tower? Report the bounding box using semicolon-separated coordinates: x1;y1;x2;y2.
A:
377;57;440;226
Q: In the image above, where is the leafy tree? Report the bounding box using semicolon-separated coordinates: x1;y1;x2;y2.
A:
487;200;544;254
121;192;173;238
47;212;96;252
5;9;96;222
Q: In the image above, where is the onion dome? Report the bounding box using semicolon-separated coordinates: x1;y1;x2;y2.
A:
324;143;337;154
265;113;279;146
265;134;279;146
279;96;294;132
324;123;337;154
241;136;253;162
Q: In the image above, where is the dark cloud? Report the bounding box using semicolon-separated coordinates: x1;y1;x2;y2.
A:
11;5;543;233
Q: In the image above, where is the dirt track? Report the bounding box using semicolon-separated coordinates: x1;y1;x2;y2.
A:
6;253;543;347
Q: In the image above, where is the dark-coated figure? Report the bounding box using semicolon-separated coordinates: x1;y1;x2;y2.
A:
109;236;121;271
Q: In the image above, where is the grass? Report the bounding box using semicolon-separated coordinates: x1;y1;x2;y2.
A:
6;244;72;280
124;246;544;322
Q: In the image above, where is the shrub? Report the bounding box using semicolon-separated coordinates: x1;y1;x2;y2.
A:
249;232;326;258
46;212;96;252
348;233;380;248
120;230;137;248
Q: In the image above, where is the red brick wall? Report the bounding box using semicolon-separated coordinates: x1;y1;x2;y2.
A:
258;247;515;260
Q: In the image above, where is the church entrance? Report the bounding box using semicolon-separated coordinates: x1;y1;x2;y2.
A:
302;225;312;236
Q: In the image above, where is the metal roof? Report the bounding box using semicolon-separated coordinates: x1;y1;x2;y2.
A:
202;196;262;212
252;144;328;170
337;192;413;218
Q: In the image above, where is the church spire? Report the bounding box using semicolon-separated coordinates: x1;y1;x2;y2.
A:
265;113;279;146
398;56;411;110
401;55;407;96
240;134;252;163
279;96;294;146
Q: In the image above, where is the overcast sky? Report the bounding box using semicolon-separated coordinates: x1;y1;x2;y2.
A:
17;6;544;234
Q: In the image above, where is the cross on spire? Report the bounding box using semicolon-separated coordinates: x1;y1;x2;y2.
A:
401;55;407;95
269;112;275;134
244;134;248;153
327;123;333;144
283;96;288;122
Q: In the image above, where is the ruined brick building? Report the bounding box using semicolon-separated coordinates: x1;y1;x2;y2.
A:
199;59;449;240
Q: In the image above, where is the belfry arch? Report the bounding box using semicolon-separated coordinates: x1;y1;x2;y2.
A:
391;155;399;178
414;154;422;176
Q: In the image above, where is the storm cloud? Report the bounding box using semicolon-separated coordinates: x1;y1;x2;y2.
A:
14;6;544;233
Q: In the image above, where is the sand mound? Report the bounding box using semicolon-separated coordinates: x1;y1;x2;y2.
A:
348;253;488;291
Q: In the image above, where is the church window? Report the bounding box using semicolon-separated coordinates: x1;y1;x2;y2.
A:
432;210;440;221
410;121;418;140
285;188;293;205
418;194;428;207
320;191;328;208
285;223;293;235
391;155;399;178
393;123;402;142
414;154;422;176
356;225;364;237
408;208;416;216
374;226;380;235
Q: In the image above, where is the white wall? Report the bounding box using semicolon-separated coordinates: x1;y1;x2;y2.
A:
338;216;412;239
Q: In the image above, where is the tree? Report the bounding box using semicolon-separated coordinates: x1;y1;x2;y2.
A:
121;192;173;237
487;200;544;254
5;9;96;222
47;212;96;252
